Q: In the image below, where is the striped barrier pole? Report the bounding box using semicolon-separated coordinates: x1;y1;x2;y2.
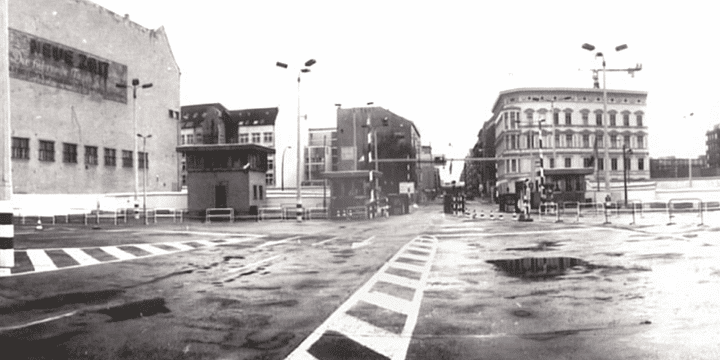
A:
0;200;13;271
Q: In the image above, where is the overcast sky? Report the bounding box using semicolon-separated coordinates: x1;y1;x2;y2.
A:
90;0;720;169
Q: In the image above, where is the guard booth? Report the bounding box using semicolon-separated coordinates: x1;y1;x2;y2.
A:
441;181;465;215
322;170;383;219
542;168;593;205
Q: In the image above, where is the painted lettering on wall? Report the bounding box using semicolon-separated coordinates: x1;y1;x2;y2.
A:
8;28;128;103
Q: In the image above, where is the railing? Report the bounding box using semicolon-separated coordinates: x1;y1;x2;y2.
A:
151;208;184;223
86;209;128;225
259;207;284;221
205;208;234;223
667;198;703;226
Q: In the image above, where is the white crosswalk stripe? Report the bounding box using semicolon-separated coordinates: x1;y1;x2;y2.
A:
398;253;430;262
63;248;101;266
388;261;425;273
328;312;402;359
133;244;170;256
26;249;58;272
378;273;421;289
100;246;136;261
361;291;411;315
162;242;194;251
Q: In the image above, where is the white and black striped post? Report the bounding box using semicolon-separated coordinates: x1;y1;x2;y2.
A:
1;0;14;272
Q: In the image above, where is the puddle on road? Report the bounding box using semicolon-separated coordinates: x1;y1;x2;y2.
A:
486;257;590;280
96;297;170;322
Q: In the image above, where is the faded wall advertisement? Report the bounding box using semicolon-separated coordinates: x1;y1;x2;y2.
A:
8;28;128;103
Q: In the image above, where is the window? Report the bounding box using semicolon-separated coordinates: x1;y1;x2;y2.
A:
583;135;590;148
180;135;185;145
263;132;273;144
553;112;559;125
596;135;603;148
637;114;643;126
511;159;517;172
565;134;573;148
259;185;264;200
265;173;274;186
565;112;571;125
85;146;98;165
239;133;249;144
253;185;258;200
526;112;533;122
637;136;644;148
122;150;133;168
596;113;602;126
611;158;618;170
104;148;116;167
554;135;560;148
139;151;148;169
624;136;631;147
610;114;616;126
582;113;589;126
583;157;593;167
63;143;77;163
11;137;29;159
268;158;274;170
638;158;645;170
549;158;555;169
195;134;202;144
610;135;617;148
251;133;261;143
564;157;571;168
598;158;604;170
623;114;630;126
625;157;632;171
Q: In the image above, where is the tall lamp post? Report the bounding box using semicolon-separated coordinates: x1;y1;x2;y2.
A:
582;43;641;193
137;134;151;225
276;59;316;222
117;79;153;219
280;145;291;190
623;143;632;207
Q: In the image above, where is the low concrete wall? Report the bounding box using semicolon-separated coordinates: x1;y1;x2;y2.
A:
13;191;188;216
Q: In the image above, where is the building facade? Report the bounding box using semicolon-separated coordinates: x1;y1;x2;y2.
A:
8;0;180;194
305;127;336;186
487;88;649;199
706;124;720;168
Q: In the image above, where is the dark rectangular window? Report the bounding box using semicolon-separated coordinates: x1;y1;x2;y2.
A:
582;113;589;125
251;133;261;143
637;136;644;148
39;140;54;162
253;185;258;200
11;137;29;159
564;157;571;168
553;112;559;125
85;146;98;165
596;113;602;126
565;134;573;148
624;136;631;147
122;150;133;168
611;158;618;170
583;135;590;148
623;114;630;126
565;112;571;125
610;135;617;148
598;158;604;170
259;185;264;200
549;158;555;169
63;143;77;163
638;158;645;170
637;115;643;127
610;114;616;126
104;148;116;167
139;151;148;169
583;157;593;167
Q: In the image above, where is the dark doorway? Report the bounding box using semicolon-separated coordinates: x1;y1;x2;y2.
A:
215;183;227;208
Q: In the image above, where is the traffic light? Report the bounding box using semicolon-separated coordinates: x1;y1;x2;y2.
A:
434;156;446;166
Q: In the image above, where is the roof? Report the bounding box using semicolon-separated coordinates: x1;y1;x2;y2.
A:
491;87;648;113
180;103;230;127
228;107;279;126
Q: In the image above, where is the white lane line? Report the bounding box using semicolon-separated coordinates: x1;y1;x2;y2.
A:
100;246;136;261
193;240;218;247
361;291;411;315
162;242;194;251
378;273;422;289
258;236;301;248
146;230;264;237
388;261;425;273
63;248;101;266
434;232;489;238
26;250;58;272
398;253;430;262
351;235;375;249
327;312;402;359
133;244;170;256
311;236;339;247
0;311;78;332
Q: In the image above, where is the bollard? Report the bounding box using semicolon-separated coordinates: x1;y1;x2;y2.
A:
480;210;485;219
699;201;705;227
576;203;580;223
0;200;14;272
630;203;636;225
555;203;562;223
489;211;494;220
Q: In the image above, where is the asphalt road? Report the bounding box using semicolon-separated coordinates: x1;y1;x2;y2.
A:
1;201;720;359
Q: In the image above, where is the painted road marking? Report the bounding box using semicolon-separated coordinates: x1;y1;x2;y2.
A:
100;246;135;261
286;235;438;360
26;249;58;272
351;236;376;249
388;261;425;273
194;240;218;248
361;291;411;315
63;248;101;266
312;236;339;247
258;236;301;248
133;244;170;256
397;253;430;262
163;242;194;251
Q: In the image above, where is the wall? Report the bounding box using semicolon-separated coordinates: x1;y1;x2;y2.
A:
8;0;180;194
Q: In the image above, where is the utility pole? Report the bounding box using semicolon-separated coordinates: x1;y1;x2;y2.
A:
0;0;14;271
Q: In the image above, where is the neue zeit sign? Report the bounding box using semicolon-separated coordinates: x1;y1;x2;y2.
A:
8;28;128;103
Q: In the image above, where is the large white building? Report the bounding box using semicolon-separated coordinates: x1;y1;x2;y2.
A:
488;87;648;202
7;0;181;196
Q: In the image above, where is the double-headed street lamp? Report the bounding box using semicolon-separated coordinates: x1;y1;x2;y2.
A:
116;79;153;219
276;59;316;222
623;143;633;207
136;134;151;225
581;43;641;193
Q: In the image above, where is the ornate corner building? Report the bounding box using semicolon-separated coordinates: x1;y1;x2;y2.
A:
478;88;649;201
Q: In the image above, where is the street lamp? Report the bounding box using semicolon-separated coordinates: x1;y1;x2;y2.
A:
117;79;153;219
623;143;633;207
281;145;291;191
277;59;316;222
582;43;639;193
136;134;152;225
